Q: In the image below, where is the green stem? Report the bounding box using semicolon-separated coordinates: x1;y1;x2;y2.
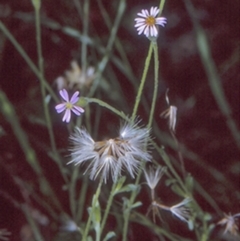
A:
81;0;89;71
88;0;125;98
159;0;166;14
76;175;89;223
0;90;62;210
99;182;117;239
82;178;103;241
0;20;58;102
32;2;68;183
184;0;240;148
69;166;80;220
147;42;159;129
85;97;129;121
23;204;45;241
123;38;160;241
131;43;153;122
153;142;187;193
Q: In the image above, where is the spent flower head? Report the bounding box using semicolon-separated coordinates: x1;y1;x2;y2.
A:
68;120;151;182
55;89;84;123
218;213;240;236
170;198;192;223
55;60;96;90
161;105;178;132
135;7;167;38
144;165;166;190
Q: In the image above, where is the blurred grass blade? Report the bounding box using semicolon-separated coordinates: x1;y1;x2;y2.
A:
184;0;240;148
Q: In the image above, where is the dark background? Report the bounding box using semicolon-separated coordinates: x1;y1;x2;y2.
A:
0;0;239;240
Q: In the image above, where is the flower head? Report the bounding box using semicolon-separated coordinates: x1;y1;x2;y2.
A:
170;198;191;223
144;165;166;190
68;121;151;182
135;7;167;38
218;213;240;236
55;60;96;90
55;89;84;123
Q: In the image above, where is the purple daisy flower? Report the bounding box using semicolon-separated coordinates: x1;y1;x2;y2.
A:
135;7;167;38
55;89;84;123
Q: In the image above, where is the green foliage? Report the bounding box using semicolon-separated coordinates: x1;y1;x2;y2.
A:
0;0;239;240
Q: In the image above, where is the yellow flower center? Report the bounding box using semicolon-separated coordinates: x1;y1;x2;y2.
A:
65;102;73;109
146;16;156;26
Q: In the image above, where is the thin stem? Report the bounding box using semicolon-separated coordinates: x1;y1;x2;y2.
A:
0;90;62;210
81;0;89;71
0;20;58;102
184;0;240;148
159;0;166;14
147;41;159;129
85;97;129;121
131;43;153;122
88;0;126;98
82;177;104;241
33;3;68;183
170;130;186;177
76;175;89;223
100;182;117;239
123;41;158;241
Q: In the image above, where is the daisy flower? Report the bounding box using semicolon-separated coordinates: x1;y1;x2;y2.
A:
55;89;84;123
135;7;167;38
68;121;152;182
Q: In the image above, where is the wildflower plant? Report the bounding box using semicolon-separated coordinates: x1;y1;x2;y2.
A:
0;0;239;241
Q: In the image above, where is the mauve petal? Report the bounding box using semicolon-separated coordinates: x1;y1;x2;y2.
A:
55;103;66;113
143;9;149;16
135;18;146;22
137;12;147;17
63;109;71;123
135;22;145;27
72;106;84;115
137;25;146;35
70;91;80;104
59;89;69;102
151;7;159;16
144;26;150;36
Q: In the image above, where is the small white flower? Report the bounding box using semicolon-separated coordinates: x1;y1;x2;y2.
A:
144;165;165;190
135;7;167;38
170;198;191;223
69;121;151;182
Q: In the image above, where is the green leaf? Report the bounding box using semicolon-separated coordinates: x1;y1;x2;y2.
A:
171;184;186;197
165;178;177;186
103;231;116;241
131;201;142;209
88;200;101;225
115;184;140;195
113;176;126;194
185;174;194;193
